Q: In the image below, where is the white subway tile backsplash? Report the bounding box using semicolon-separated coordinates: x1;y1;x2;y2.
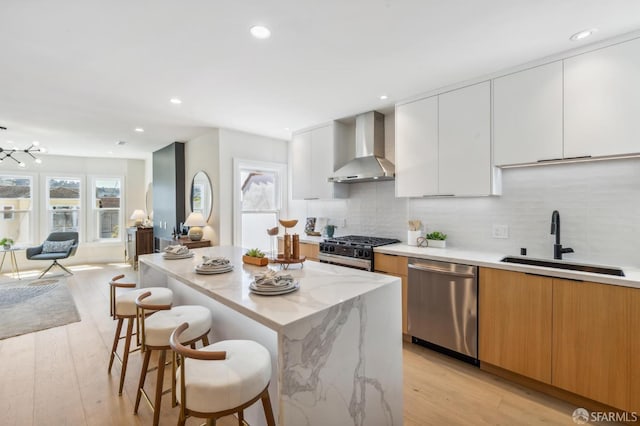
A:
292;158;640;268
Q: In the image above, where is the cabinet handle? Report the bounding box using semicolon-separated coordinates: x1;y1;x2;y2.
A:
304;198;319;200
563;155;592;161
422;194;455;198
536;158;564;163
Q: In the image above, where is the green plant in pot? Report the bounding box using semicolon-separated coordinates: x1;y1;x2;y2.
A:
425;231;447;248
243;248;269;266
0;237;14;249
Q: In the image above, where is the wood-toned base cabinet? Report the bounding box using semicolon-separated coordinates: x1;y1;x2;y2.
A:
277;240;319;261
553;279;640;413
374;253;408;335
480;267;640;413
479;268;552;383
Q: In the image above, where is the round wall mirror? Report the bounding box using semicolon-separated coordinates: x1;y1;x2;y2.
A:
190;171;213;221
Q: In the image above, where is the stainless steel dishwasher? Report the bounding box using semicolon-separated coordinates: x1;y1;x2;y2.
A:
407;258;478;364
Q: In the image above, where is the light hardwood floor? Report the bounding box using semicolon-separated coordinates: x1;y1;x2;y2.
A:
0;264;616;425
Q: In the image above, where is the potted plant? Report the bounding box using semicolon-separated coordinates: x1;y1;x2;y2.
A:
425;231;447;248
243;248;269;266
0;237;14;250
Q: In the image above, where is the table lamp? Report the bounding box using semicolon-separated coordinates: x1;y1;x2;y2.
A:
184;212;207;241
130;209;147;227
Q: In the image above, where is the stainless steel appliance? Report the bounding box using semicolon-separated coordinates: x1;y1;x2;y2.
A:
407;258;478;363
318;235;400;271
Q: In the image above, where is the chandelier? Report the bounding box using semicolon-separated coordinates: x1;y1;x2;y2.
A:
0;126;46;167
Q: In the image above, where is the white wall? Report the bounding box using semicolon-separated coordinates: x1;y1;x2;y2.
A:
184;130;220;244
217;128;289;245
0;154;146;272
292;158;640;268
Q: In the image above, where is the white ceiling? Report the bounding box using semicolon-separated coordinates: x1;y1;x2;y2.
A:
2;0;640;160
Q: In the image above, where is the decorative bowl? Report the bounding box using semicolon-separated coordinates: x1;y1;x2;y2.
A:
279;219;298;228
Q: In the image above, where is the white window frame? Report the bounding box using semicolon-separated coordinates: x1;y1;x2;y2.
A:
89;175;124;243
43;174;84;241
0;172;37;244
232;158;287;247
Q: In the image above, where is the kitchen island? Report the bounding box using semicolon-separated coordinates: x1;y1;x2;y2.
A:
138;246;402;426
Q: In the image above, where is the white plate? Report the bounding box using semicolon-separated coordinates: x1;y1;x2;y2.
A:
163;252;194;259
249;281;299;296
195;267;233;275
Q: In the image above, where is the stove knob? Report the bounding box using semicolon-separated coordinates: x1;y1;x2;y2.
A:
364;250;370;258
356;249;364;257
329;245;335;253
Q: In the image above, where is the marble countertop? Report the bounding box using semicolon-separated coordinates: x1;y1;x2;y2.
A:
374;244;640;289
138;246;399;331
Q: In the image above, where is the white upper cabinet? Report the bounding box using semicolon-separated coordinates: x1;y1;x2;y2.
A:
493;61;563;165
564;37;640;158
395;96;438;197
291;123;347;200
439;81;492;196
291;131;312;200
396;83;497;197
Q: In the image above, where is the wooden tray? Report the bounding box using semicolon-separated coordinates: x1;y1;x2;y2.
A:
271;255;306;269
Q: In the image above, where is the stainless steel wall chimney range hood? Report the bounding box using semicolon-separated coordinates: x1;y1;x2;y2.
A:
328;111;395;183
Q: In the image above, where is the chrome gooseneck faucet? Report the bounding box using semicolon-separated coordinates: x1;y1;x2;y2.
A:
550;210;574;260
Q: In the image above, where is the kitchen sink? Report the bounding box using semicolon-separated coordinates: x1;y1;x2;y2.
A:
500;256;625;277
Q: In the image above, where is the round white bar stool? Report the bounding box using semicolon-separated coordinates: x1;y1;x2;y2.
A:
169;323;276;426
134;292;212;426
108;274;173;395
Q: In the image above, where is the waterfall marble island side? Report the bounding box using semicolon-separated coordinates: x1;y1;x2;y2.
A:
138;246;403;426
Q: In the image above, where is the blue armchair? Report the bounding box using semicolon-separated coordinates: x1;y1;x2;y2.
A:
26;232;79;279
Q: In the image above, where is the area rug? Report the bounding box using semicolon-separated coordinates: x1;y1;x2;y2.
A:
0;278;81;340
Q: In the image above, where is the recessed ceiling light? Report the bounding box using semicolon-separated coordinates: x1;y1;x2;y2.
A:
284;127;290;131
170;98;182;105
135;127;144;133
379;95;388;100
250;25;271;39
570;28;597;41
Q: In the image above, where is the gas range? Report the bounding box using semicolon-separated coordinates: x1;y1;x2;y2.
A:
318;235;400;271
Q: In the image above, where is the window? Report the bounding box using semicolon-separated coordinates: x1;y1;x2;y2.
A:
233;159;286;251
92;177;122;241
0;175;33;244
46;177;81;235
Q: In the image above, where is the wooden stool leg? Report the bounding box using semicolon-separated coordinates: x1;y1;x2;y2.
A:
153;349;167;426
202;334;210;346
261;388;276;426
238;410;244;425
134;349;152;414
108;318;124;374
118;317;135;395
171;350;177;407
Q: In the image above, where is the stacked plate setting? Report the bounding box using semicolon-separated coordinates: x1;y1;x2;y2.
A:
196;256;233;275
250;270;299;296
162;245;194;259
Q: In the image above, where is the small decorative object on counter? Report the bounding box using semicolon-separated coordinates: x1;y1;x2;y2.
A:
267;227;279;260
292;234;300;259
305;217;320;236
243;248;269;266
325;225;337;238
283;235;291;260
0;237;14;249
407;219;423;246
425;231;447;248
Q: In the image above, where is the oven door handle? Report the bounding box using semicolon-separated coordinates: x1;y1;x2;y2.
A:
318;252;371;270
408;263;476;278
